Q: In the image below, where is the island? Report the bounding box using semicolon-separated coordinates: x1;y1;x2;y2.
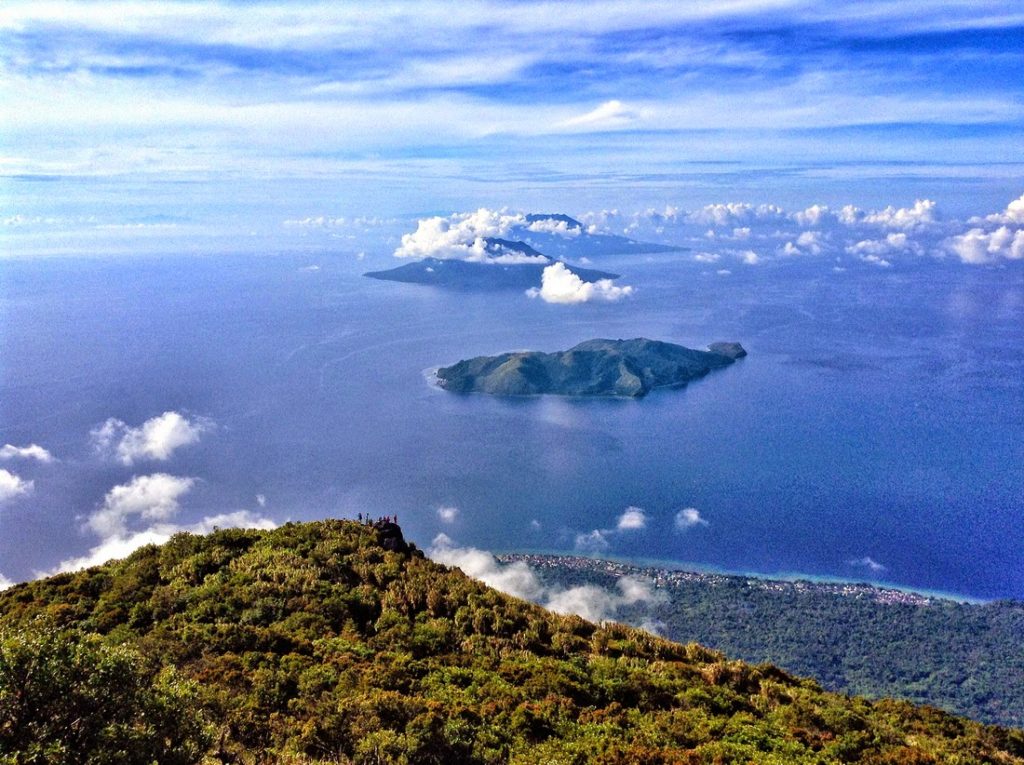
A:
365;255;620;291
436;337;747;397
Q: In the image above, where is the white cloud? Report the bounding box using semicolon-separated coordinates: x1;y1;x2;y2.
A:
436;505;459;523
430;533;545;601
688;202;786;227
0;443;54;463
981;193;1024;225
393;208;542;262
525;218;581;237
0;469;33;503
428;533;662;624
616;506;647;530
526;262;633;304
946;226;1024;264
574;529;611;553
557;99;644;130
675;507;708;530
256;493;267;507
51;510;276;575
87;473;196;537
544;577;662;623
91;411;211;465
861;199;937;230
45;473;275;575
0;572;14;591
849;556;887;573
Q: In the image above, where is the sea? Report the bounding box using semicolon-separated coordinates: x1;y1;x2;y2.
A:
1;246;1022;599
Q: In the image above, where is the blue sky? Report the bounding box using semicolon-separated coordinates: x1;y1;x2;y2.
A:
2;1;1024;251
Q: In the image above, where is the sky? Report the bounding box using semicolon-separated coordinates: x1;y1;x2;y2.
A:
2;1;1024;249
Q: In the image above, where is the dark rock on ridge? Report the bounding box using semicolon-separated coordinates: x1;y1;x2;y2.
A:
437;338;747;397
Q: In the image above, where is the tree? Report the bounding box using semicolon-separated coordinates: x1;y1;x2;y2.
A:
0;622;209;765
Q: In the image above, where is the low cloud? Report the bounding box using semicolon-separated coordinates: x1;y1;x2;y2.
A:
526;262;633;304
429;534;663;624
46;474;275;576
91;411;212;465
580;193;1024;267
87;473;195;538
0;469;33;503
946;226;1024;264
616;506;647;530
849;556;887;573
52;510;276;576
0;572;14;591
393;209;586;262
0;444;54;463
436;505;459;523
675;507;709;530
574;529;611;553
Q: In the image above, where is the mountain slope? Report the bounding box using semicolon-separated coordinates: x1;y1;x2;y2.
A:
1;520;1022;764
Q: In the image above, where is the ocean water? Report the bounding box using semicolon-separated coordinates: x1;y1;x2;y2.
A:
1;250;1022;599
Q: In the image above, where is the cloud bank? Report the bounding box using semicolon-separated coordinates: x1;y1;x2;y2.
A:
581;194;1024;267
429;533;663;624
91;411;212;465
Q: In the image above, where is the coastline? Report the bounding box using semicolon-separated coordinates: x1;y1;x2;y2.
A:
494;550;995;605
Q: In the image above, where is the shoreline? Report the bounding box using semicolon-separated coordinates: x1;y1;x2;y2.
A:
493;550;996;605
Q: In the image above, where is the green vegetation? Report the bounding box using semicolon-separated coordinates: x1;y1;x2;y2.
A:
0;623;209;765
1;519;1022;764
512;556;1024;728
437;338;746;397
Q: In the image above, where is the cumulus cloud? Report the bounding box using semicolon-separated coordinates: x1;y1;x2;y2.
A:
980;193;1024;225
526;262;633;304
0;572;14;591
87;473;196;538
577;194;1024;267
53;510;276;575
436;505;459;523
525;217;581;237
91;411;211;465
0;443;54;463
393;209;593;263
574;529;611;553
849;556;887;573
616;506;647;531
946;226;1024;264
674;507;708;530
394;208;530;262
0;469;33;503
46;474;275;575
429;534;663;624
861;199;937;230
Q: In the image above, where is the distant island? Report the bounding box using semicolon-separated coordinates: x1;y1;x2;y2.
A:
365;255;619;291
436;338;747;397
366;213;680;290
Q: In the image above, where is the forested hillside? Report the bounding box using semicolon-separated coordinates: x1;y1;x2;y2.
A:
2;520;1022;764
504;555;1024;728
